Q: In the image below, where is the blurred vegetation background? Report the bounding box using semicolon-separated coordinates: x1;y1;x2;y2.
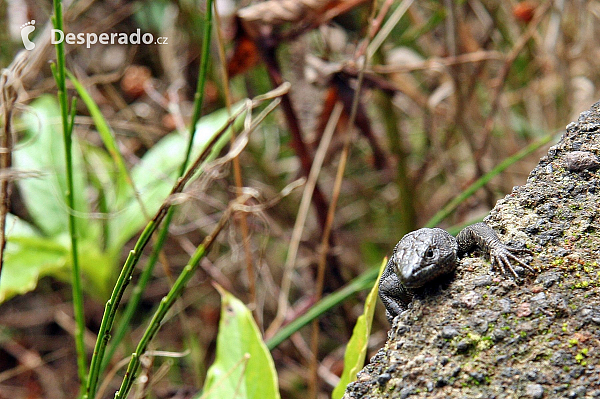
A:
1;0;600;398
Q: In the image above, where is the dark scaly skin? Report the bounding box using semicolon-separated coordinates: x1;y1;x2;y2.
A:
379;222;534;323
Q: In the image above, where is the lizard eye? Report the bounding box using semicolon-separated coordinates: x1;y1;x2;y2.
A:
425;248;434;258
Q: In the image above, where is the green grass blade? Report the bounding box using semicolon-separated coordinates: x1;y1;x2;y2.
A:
331;258;386;399
67;72;131;185
67;70;151;242
85;102;251;399
113;94;283;399
266;266;380;350
425;132;555;228
184;0;214;172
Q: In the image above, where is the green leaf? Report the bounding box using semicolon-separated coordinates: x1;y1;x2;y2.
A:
77;240;116;300
107;105;241;251
201;285;280;399
331;258;387;399
0;215;115;303
67;72;134;201
0;216;68;302
14;95;94;240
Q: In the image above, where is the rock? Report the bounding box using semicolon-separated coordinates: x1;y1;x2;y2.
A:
342;100;600;398
525;383;544;399
441;326;459;339
564;151;600;172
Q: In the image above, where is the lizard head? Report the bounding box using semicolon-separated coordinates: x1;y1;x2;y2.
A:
392;228;458;288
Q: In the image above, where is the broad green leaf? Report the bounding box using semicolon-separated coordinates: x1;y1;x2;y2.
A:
331;258;386;399
201;285;280;399
107;105;242;251
0;216;67;302
77;240;116;300
107;135;191;250
0;215;115;302
14;95;94;240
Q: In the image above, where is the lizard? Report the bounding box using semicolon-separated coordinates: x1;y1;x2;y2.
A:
379;222;534;323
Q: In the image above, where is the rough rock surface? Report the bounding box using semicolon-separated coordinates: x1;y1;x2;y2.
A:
344;101;600;398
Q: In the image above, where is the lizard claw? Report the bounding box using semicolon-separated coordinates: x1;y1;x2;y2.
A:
504;245;534;255
490;246;535;278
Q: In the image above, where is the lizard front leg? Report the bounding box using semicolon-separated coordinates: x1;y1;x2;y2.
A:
379;270;412;323
457;222;534;278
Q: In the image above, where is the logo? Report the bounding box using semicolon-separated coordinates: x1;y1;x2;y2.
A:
21;20;36;50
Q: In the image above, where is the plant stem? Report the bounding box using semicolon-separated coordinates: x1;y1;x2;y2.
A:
112;93;283;399
84;104;241;399
100;207;173;374
114;205;228;399
85;221;156;398
86;79;286;397
185;0;213;168
100;0;214;374
51;0;87;392
0;73;16;283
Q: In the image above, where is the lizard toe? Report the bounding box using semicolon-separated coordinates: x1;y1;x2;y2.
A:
491;249;523;278
491;253;516;278
505;245;533;255
505;251;535;273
